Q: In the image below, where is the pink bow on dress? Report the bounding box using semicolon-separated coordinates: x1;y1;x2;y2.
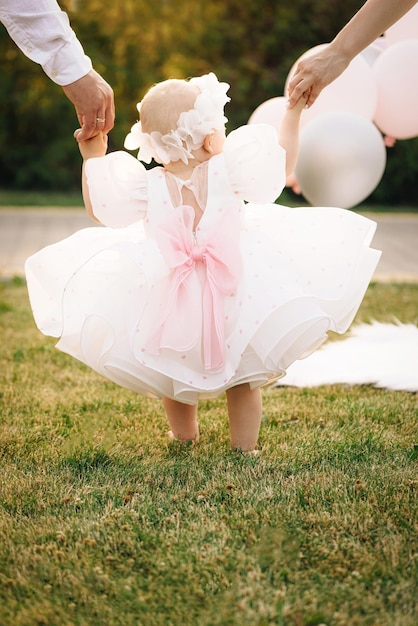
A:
146;204;242;371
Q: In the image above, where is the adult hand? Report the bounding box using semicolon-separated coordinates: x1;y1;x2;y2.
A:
63;69;115;141
287;46;350;109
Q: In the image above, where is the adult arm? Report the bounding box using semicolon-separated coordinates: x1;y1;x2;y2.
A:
0;0;114;139
287;0;418;108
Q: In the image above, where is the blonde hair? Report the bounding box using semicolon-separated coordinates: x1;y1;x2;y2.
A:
140;79;200;136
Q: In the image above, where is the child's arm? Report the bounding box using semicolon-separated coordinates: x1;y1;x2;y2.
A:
75;129;108;223
278;96;307;178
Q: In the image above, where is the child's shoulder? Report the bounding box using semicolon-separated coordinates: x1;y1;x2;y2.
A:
223;124;286;203
225;124;283;157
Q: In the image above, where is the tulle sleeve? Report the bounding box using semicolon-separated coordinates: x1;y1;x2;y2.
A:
85;151;148;227
223;124;286;203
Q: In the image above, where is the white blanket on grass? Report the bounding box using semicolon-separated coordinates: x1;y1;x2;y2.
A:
278;322;418;392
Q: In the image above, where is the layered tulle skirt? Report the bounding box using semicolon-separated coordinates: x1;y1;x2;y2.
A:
25;204;381;404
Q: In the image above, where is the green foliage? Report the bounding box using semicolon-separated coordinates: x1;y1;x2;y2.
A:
369;137;418;205
0;0;417;204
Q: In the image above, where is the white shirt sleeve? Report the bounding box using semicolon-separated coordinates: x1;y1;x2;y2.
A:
0;0;92;86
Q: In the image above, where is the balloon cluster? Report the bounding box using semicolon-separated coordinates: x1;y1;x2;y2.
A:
248;5;418;208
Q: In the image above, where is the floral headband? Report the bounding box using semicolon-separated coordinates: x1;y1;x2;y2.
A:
124;73;230;164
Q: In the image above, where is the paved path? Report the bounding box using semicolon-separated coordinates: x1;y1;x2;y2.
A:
0;207;417;282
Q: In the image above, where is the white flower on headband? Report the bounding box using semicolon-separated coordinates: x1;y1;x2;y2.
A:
124;122;195;164
124;72;230;164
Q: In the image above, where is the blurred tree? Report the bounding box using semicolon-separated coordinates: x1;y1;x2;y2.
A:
0;0;416;206
0;25;79;190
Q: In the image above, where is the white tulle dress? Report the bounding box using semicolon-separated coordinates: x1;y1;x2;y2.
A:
25;124;381;404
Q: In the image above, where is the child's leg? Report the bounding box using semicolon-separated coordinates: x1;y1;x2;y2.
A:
225;383;262;451
162;397;199;442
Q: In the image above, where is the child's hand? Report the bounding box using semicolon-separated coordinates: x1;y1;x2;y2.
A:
74;129;108;159
288;91;309;114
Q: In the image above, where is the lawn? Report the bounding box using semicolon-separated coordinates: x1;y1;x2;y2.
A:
0;280;417;626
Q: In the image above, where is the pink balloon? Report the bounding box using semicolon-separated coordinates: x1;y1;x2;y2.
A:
285;45;378;127
384;5;418;45
248;96;288;134
372;39;418;139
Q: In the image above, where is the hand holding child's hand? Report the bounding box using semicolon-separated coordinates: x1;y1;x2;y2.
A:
74;129;108;159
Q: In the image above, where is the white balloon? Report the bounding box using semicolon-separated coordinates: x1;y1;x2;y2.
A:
248;96;288;134
384;4;418;45
295;112;386;209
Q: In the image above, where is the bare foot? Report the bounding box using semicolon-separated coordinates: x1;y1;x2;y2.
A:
232;447;261;456
244;449;260;456
167;430;199;444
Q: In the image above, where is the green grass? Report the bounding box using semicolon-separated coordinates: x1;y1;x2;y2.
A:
0;280;417;626
0;190;83;208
